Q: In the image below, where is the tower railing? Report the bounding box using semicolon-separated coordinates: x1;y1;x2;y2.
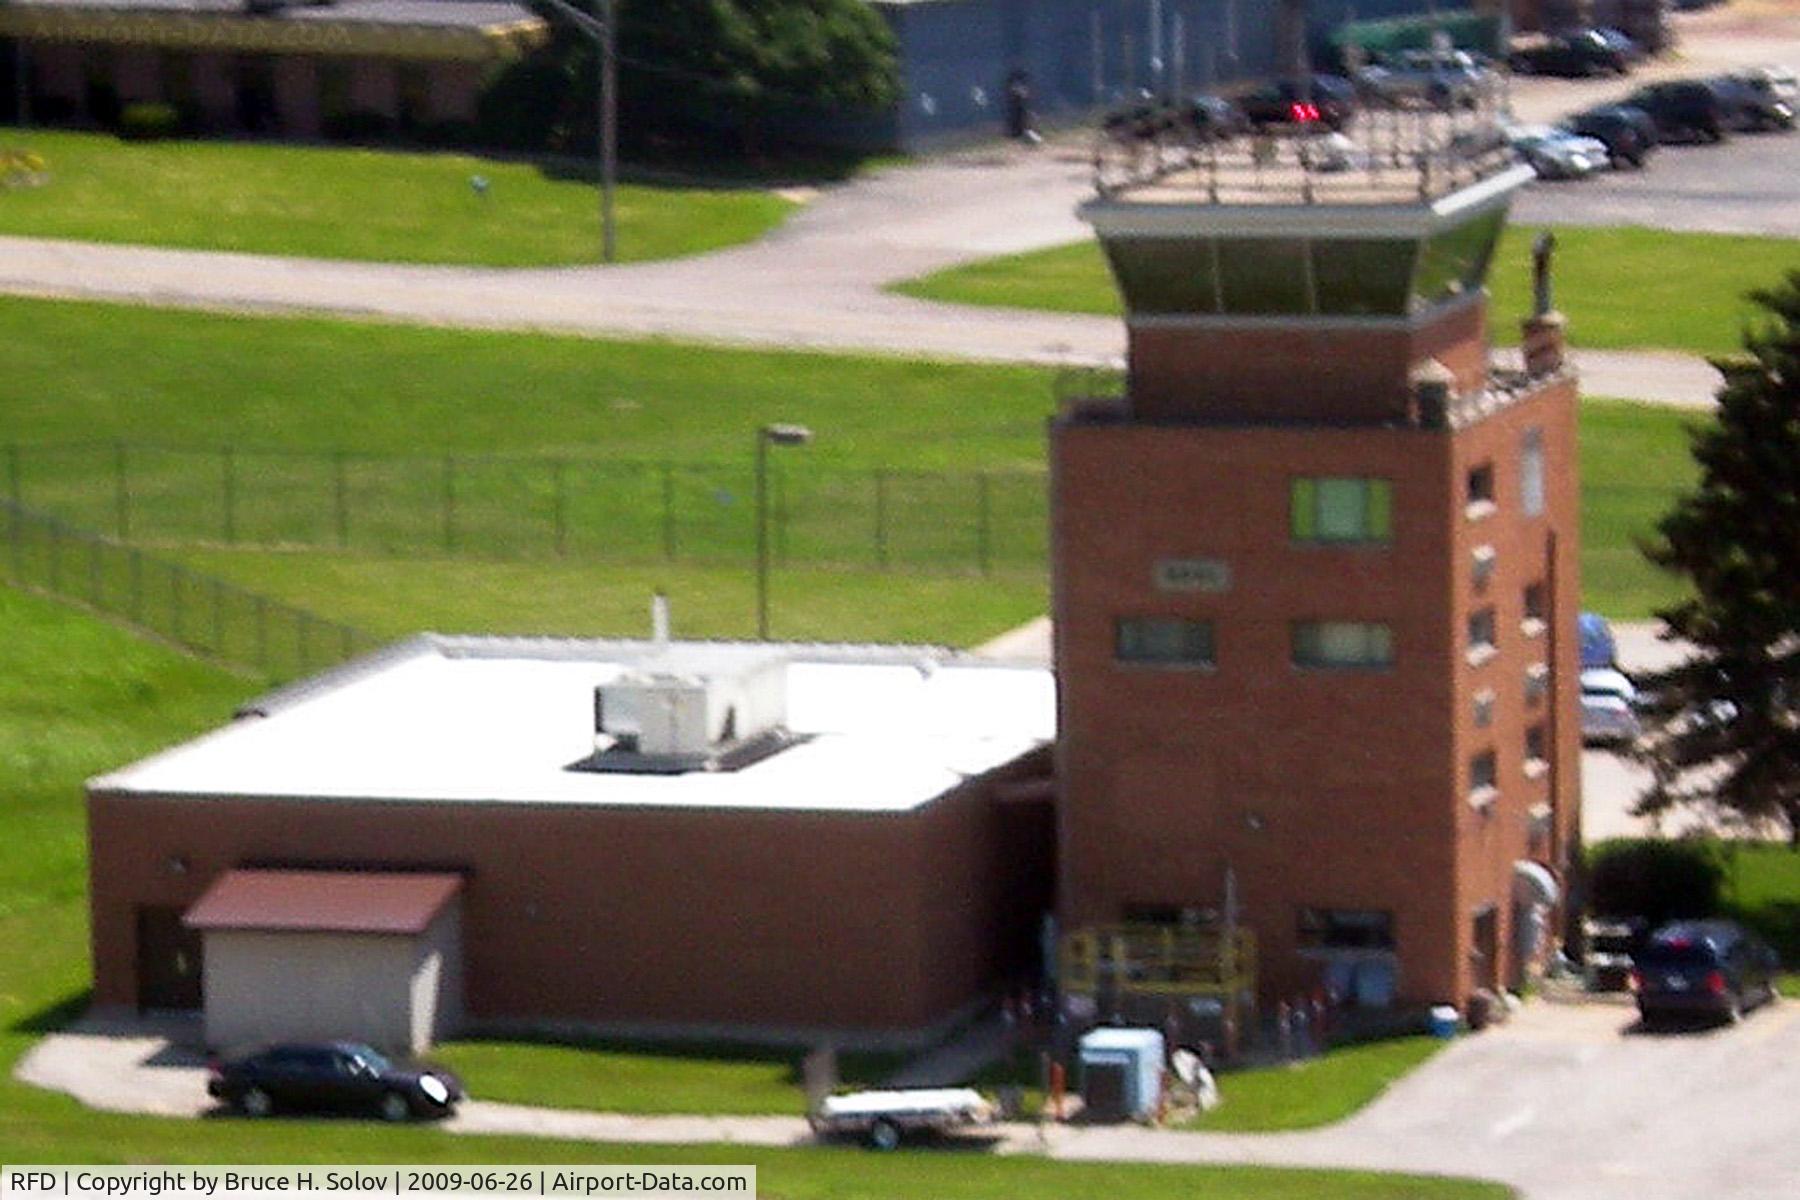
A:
1092;77;1519;206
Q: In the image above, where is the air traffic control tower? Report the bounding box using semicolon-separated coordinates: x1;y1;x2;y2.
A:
1053;97;1582;1017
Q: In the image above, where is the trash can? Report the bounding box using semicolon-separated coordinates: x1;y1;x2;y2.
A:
1428;1004;1462;1038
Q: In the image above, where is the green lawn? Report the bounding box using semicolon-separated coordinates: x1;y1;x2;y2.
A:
1181;1038;1446;1133
891;227;1800;357
0;128;794;265
1722;843;1800;966
165;550;1048;648
1576;399;1698;618
0;584;1511;1198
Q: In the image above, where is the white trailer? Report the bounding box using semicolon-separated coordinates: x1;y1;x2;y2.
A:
808;1087;996;1150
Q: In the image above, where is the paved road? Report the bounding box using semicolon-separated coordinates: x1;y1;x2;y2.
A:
19;1001;1800;1200
0;14;1792;402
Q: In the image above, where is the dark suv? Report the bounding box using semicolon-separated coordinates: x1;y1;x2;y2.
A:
1631;920;1780;1027
1238;75;1358;131
1625;81;1731;142
1509;29;1634;77
1562;104;1658;167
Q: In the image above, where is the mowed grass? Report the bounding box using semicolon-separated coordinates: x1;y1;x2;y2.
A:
167;551;1048;648
1182;1038;1446;1133
1;297;1051;469
891;226;1800;357
0;586;1512;1193
1722;843;1800;966
1576;399;1698;619
0;128;793;265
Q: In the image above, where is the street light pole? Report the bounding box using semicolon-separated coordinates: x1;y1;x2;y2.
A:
540;0;618;263
755;423;813;640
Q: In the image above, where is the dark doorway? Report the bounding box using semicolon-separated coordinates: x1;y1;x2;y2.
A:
235;55;277;133
136;906;202;1010
1471;905;1500;994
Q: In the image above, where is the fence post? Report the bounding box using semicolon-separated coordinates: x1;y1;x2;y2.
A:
129;547;143;623
212;578;225;654
553;460;568;558
334;451;350;548
874;470;889;568
775;463;789;565
442;455;457;554
977;472;993;576
297;608;311;674
221;446;237;545
661;462;676;560
113;442;130;541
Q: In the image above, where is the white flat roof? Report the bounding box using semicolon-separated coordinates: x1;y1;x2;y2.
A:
92;637;1055;815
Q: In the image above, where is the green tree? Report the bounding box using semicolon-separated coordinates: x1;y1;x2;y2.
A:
1633;269;1800;845
482;0;898;156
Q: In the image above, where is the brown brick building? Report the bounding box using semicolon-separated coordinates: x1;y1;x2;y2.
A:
1053;128;1581;1013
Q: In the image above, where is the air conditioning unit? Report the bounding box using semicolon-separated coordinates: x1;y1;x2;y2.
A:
595;654;787;762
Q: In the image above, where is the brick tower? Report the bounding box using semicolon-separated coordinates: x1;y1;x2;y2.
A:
1052;105;1582;1018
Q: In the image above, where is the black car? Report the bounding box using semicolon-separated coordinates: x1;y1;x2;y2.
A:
1561;104;1658;167
1706;74;1796;131
1630;920;1780;1026
1238;75;1357;131
1509;29;1634;77
1184;94;1249;143
1625;81;1730;143
208;1041;465;1120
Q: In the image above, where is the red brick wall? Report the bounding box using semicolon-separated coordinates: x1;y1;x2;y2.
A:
88;770;1052;1042
1125;301;1488;425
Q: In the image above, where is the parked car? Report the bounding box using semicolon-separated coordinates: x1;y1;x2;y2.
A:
1509;29;1635;77
1707;73;1796;131
1589;26;1648;65
208;1041;464;1120
1578;611;1618;670
1561;103;1658;167
1182;94;1250;143
1355;49;1489;109
1238;75;1358;131
1581;666;1642;745
1737;64;1797;104
1631;920;1781;1026
1503;123;1610;179
1101;96;1182;144
1584;916;1648;991
1625;81;1731;142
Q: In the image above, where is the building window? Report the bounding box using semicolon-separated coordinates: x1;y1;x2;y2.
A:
1521;429;1546;517
1467;607;1497;663
1525;723;1549;776
1298;907;1395;951
1472;544;1497;589
1470;750;1498;805
1466;463;1496;518
1473;687;1496;728
1522;581;1547;636
1525;661;1550;705
1116;617;1215;667
1291;477;1392;543
1292;621;1394;669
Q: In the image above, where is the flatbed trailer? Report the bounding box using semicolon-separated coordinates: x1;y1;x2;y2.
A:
808;1087;996;1150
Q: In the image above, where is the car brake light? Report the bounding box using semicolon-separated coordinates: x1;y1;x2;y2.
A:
1705;970;1727;996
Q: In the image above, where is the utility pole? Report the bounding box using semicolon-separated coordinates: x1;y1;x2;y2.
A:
539;0;619;262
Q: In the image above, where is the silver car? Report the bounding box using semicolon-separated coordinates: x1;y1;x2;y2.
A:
1505;124;1610;179
1581;667;1642;745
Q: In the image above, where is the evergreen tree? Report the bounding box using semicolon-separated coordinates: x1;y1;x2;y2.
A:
1632;269;1800;845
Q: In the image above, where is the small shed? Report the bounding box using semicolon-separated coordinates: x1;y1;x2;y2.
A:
184;869;464;1055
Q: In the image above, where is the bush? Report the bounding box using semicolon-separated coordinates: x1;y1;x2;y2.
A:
1587;838;1726;927
118;102;182;142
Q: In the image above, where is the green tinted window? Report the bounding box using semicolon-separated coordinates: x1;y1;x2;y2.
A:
1116;618;1216;667
1292;478;1392;542
1311;239;1418;316
1413;208;1505;309
1217;237;1310;315
1293;622;1395;669
1101;238;1219;315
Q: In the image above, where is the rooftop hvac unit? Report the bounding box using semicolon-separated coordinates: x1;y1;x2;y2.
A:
593;651;788;768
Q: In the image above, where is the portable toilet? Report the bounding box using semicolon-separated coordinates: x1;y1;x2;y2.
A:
1077;1027;1165;1121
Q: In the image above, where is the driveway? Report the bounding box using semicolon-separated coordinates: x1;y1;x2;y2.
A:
17;1001;1800;1199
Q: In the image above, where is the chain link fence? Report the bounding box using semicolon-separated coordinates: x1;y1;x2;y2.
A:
4;443;1049;575
3;498;373;680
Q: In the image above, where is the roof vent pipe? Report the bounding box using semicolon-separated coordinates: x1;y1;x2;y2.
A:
651;592;671;645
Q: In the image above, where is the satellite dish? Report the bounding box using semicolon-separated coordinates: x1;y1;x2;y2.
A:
1171;1047;1203;1089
